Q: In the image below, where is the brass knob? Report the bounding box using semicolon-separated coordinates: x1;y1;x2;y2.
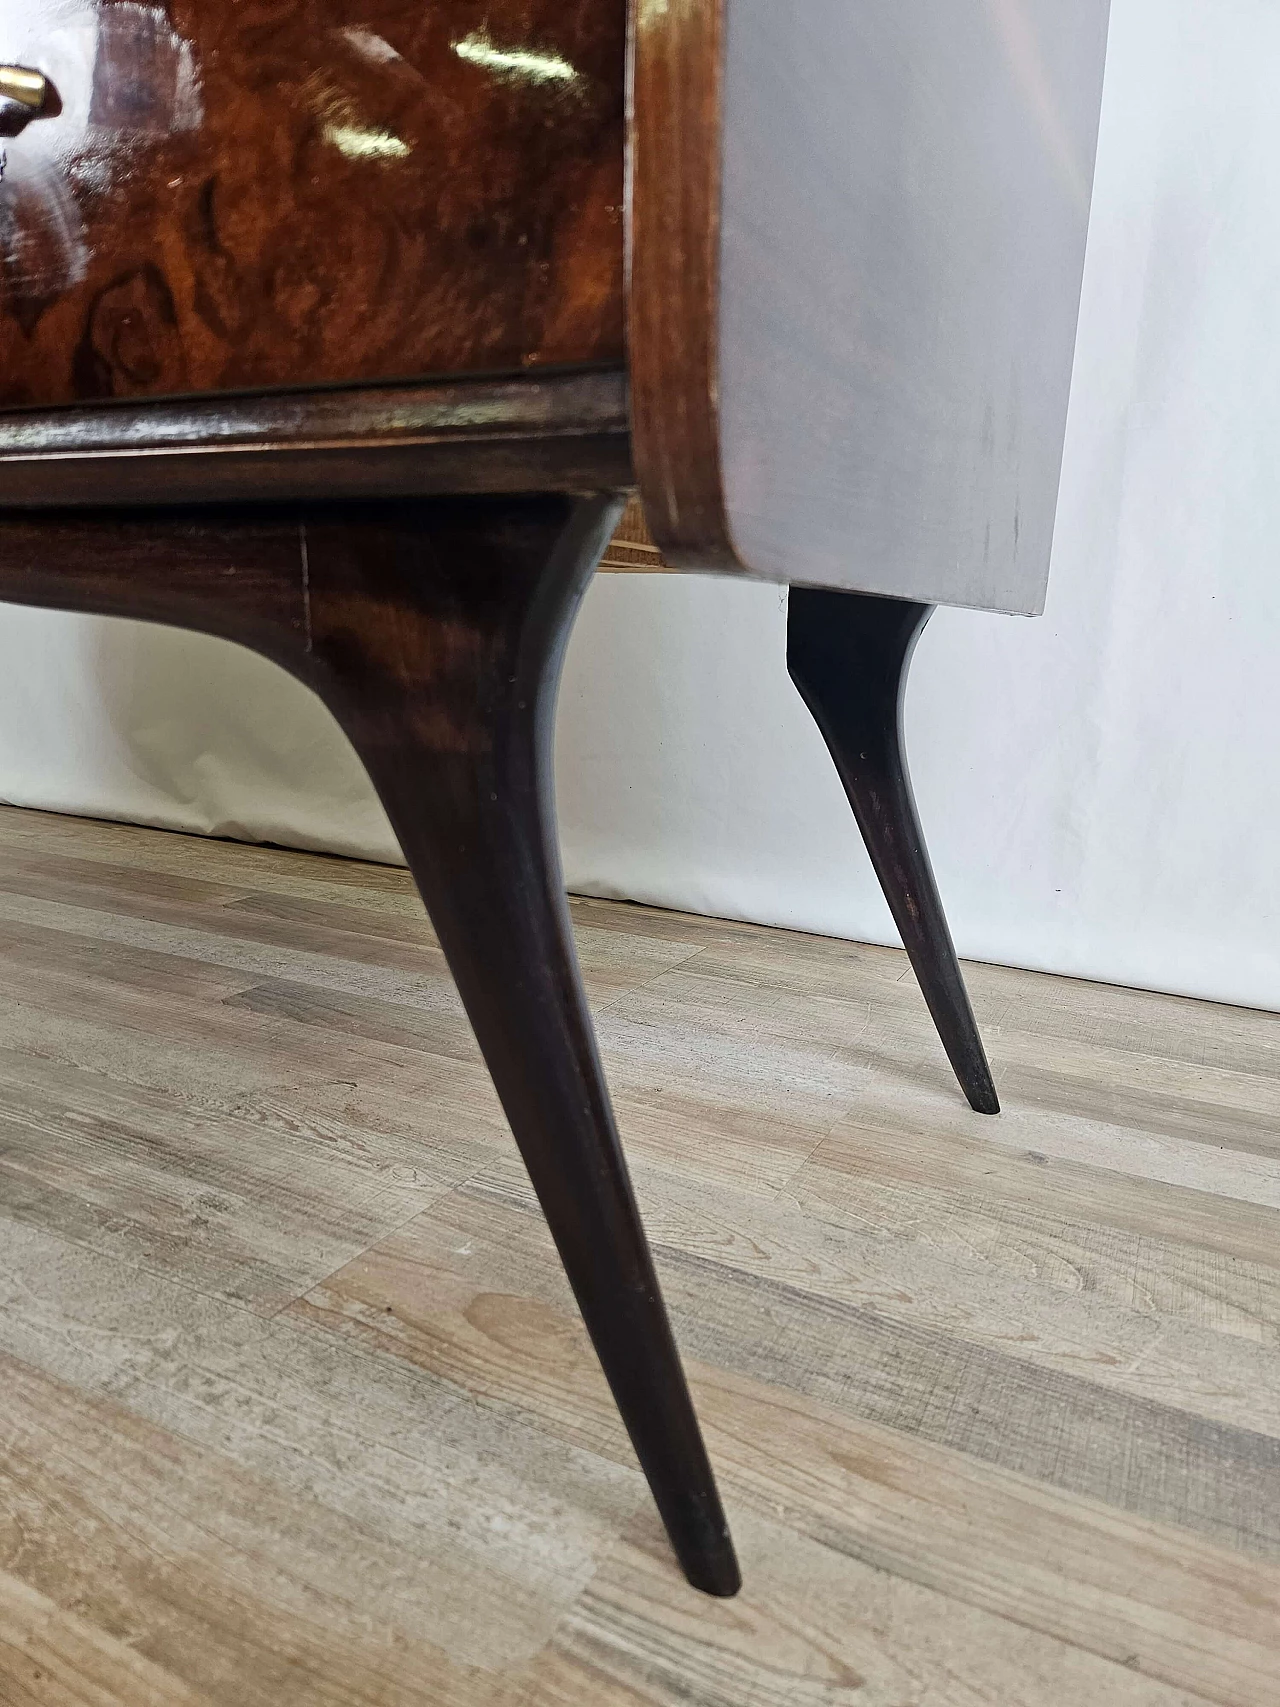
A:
0;66;48;112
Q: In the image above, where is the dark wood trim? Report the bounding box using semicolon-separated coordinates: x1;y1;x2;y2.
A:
0;493;740;1596
0;370;632;508
627;0;740;570
788;589;1000;1116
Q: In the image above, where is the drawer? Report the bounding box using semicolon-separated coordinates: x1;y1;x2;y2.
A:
0;1;625;408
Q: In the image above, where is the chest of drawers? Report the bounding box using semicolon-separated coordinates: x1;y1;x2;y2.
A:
0;0;1111;1598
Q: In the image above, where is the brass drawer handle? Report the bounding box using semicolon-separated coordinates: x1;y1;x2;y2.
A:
0;65;48;111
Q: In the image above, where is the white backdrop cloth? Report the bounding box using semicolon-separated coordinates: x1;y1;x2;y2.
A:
3;0;1279;1011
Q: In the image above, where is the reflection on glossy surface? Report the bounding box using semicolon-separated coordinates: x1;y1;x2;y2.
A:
301;68;412;162
453;28;580;88
322;119;411;161
0;1;625;407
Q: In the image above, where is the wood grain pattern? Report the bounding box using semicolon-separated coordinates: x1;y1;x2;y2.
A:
0;1566;213;1707
0;370;632;508
281;492;739;1595
0;493;740;1595
598;495;667;572
627;0;738;570
0;805;1279;1701
0;0;626;405
305;1170;1280;1559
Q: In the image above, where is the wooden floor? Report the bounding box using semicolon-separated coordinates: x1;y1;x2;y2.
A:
0;805;1277;1706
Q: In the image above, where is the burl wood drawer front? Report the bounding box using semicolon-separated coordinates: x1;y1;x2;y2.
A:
0;1;625;407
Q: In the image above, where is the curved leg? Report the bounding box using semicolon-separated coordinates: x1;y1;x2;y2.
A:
299;494;741;1596
0;494;739;1592
787;587;999;1116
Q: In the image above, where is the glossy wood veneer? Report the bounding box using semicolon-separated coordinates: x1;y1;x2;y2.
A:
627;0;735;571
0;368;631;506
0;0;626;406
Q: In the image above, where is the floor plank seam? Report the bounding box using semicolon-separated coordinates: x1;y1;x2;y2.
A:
3;806;1279;1705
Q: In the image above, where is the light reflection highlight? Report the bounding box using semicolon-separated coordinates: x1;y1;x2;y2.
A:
303;72;411;163
323;122;410;161
453;28;578;88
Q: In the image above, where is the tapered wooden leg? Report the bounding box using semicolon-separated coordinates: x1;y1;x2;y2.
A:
787;587;1000;1116
296;493;740;1596
0;494;739;1591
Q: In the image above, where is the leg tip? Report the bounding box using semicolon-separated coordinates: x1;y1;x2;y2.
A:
669;1507;743;1597
968;1085;1001;1116
956;1053;1000;1115
683;1541;743;1598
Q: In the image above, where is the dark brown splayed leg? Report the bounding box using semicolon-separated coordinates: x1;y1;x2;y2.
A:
297;493;741;1596
787;587;1000;1116
0;492;739;1590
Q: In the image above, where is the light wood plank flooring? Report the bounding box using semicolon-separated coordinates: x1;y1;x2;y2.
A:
0;802;1276;1706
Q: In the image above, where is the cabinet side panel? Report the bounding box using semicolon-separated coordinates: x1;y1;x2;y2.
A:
718;0;1110;612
